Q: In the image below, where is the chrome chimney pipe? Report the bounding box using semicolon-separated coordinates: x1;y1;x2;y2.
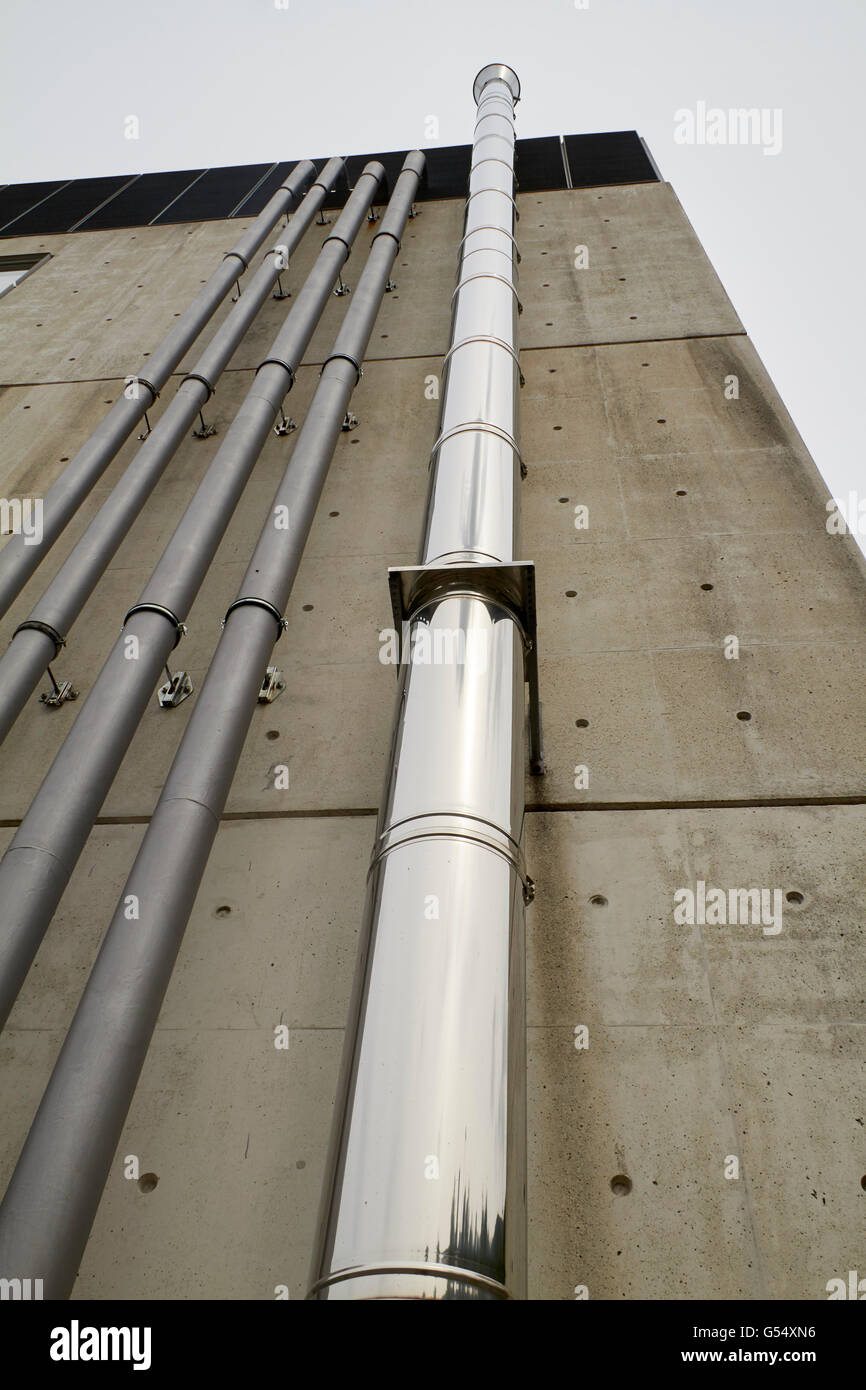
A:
0;165;385;1034
0;160;317;619
0;154;424;1302
308;64;534;1301
0;159;345;747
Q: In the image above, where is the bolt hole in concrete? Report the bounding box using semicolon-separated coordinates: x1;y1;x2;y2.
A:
265;730;280;741
786;891;805;906
676;489;687;496
610;1174;632;1196
575;718;589;728
630;316;637;320
558;497;569;503
700;583;714;591
565;589;577;598
737;711;752;721
138;1173;159;1194
590;894;608;907
553;425;562;431
302;604;314;611
657;418;666;424
296;1159;306;1170
329;510;339;517
214;905;232;918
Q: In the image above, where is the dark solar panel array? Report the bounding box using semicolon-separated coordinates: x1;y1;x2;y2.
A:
7;175;136;235
563;131;658;187
0;133;658;238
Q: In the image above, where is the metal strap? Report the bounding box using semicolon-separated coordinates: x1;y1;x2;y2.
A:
459;224;520;259
320;351;362;384
430;419;524;470
222;596;286;639
469;157;515;177
11;619;66;656
308;1261;510;1300
321;232;352;258
222;250;249;272
179;371;215;401
370;815;532;901
443;333;522;374
464;187;518;216
129;376;159;403
256;356;296;385
122;602;186;649
451;271;521;308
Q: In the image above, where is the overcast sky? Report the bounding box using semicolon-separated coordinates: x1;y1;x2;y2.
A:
2;0;863;552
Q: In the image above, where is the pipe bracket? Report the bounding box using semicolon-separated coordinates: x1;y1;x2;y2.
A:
320;351;362;385
11;619;66;657
256;356;296;386
371;811;534;904
222;596;287;640
451;271;522;312
122;602;187;650
222;250;249;273
179;371;216;402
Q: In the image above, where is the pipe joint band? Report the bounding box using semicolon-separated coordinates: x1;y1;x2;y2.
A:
443;333;522;374
179;371;215;401
11;619;66;656
371;812;532;901
222;597;286;639
122;602;187;649
308;1261;511;1300
256;356;296;386
469;157;515;178
451;271;521;310
465;187;518;217
222;250;249;273
320;351;362;384
430;420;524;471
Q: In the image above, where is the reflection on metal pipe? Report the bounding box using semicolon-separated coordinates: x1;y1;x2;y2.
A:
308;63;539;1301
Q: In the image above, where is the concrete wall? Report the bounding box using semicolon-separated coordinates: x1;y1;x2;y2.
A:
0;176;864;1300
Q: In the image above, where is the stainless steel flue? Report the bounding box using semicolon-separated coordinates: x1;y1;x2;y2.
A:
308;63;535;1301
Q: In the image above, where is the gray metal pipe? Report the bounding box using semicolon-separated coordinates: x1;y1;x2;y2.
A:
0;154;423;1300
0;160;317;619
0;160;345;748
0;163;385;1035
308;64;530;1300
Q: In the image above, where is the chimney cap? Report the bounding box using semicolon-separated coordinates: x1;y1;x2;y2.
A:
472;64;521;105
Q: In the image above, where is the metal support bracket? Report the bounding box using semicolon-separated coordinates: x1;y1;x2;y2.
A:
192;409;217;439
272;274;291;300
387;559;544;775
367;208;380;224
137;408;154;442
316;210;331;226
258;666;286;703
333;273;351;297
40;665;78;709
157;663;193;708
341;412;358;432
384;279;397;292
274;410;297;437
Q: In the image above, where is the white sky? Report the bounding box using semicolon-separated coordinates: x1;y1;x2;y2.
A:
1;0;864;551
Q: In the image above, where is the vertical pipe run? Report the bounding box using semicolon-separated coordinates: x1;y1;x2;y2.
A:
0;155;424;1300
0;161;317;618
309;64;527;1301
0;165;385;1035
0;159;345;748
